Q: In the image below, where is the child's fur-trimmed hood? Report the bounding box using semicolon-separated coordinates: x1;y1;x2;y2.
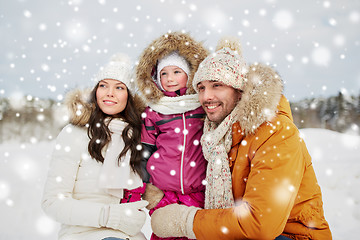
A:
136;31;209;103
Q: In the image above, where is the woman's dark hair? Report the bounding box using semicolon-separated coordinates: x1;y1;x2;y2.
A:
87;82;143;177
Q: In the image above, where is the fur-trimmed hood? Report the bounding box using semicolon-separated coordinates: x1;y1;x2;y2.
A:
64;88;146;127
64;88;93;127
136;31;209;103
236;62;284;135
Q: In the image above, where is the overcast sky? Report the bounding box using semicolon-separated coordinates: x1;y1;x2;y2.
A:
1;0;360;101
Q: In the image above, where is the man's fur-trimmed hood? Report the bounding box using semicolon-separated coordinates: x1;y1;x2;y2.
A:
236;63;284;135
64;88;146;127
136;31;209;103
215;38;284;135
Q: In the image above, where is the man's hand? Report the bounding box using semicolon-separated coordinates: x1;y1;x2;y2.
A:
151;203;200;239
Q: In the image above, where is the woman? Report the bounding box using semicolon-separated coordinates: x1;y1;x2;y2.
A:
42;53;148;240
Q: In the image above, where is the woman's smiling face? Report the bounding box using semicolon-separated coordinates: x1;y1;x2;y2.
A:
96;79;128;116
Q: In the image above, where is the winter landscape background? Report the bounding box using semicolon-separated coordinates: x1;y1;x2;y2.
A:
1;0;360;239
1;128;359;240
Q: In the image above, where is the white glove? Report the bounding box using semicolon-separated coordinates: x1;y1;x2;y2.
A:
106;200;148;236
151;203;200;239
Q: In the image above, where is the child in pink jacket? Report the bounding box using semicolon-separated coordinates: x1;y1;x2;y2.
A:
136;32;209;240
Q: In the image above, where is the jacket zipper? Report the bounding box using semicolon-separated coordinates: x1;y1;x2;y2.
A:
180;113;186;195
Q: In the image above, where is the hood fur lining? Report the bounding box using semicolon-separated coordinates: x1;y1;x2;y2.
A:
236;63;283;135
64;88;93;127
136;32;209;103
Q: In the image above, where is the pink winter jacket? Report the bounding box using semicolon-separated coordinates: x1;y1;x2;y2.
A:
141;89;207;195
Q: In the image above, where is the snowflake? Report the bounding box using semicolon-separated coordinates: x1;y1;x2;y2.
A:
273;10;294;30
311;46;331;66
35;215;57;235
0;181;10;200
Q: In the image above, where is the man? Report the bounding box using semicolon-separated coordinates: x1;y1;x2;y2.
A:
147;37;332;239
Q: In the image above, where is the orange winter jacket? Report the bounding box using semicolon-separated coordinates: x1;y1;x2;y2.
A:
193;96;332;240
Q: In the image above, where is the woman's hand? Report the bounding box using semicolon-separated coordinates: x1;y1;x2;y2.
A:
106;200;148;236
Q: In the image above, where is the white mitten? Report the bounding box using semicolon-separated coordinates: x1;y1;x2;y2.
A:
106;200;148;236
151;203;200;239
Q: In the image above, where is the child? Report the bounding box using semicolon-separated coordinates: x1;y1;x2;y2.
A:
42;53;148;240
136;32;209;240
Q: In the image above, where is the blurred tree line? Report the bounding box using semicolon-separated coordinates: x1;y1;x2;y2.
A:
0;92;359;143
291;92;360;135
0;96;68;143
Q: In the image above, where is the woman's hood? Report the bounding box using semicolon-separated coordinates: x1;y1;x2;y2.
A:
64;88;94;127
136;31;209;103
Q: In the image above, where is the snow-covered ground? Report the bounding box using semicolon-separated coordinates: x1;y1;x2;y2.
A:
0;128;359;240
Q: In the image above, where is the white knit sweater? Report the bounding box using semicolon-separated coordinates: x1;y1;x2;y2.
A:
41;124;146;240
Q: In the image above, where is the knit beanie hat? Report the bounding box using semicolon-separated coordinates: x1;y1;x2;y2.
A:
156;51;190;91
95;53;135;92
193;37;248;91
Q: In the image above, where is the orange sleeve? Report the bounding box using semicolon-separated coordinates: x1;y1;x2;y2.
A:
193;118;305;239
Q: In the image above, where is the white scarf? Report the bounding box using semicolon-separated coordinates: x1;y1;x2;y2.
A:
201;104;241;209
147;94;201;115
98;119;143;198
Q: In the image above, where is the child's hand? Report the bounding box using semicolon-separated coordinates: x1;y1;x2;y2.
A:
142;183;164;209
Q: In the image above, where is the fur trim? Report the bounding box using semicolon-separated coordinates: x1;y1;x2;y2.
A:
64;88;94;127
133;94;147;114
236;63;284;135
136;31;209;103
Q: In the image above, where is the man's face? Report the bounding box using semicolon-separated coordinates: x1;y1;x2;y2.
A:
197;80;242;124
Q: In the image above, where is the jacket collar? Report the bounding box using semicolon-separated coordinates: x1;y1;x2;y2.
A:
231;95;291;148
163;87;187;97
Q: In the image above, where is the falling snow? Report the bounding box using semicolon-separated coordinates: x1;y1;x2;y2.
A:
311;46;332;66
0;0;359;100
273;10;294;30
0;128;359;239
1;0;360;239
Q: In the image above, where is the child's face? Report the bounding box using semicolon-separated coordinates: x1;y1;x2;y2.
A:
160;66;188;92
96;79;128;115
